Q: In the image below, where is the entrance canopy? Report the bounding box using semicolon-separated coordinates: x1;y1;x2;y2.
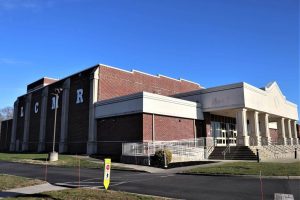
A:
174;82;298;121
175;82;299;146
95;92;203;120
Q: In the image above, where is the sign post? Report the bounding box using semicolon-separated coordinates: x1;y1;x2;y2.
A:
103;158;111;190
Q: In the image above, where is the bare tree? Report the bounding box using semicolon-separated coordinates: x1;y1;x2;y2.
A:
0;106;13;136
0;107;14;122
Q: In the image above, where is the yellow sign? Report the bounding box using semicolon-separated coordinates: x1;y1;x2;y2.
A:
103;158;111;190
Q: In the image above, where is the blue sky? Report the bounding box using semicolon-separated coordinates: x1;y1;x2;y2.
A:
0;0;299;110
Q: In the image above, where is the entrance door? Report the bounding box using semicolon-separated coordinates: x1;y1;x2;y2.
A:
226;123;237;146
213;122;237;146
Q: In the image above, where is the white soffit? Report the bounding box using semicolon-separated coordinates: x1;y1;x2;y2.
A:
95;92;203;119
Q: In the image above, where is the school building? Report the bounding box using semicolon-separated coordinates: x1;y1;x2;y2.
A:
0;64;299;160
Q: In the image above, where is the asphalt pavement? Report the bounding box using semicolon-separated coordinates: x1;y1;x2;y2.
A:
0;161;299;200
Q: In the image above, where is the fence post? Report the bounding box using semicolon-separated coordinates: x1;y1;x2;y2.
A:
295;148;297;159
256;149;260;163
164;150;167;168
44;157;48;181
134;145;137;165
148;143;151;166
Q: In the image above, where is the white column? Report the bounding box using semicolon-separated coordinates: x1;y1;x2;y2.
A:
277;117;286;145
59;79;70;153
292;120;298;145
9;100;19;151
87;67;99;154
22;94;32;151
249;111;261;146
260;113;271;145
285;119;292;145
236;108;249;146
38;87;48;152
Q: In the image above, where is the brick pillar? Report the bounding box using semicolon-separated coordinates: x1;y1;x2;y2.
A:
152;113;155;141
22;94;32;151
38;87;48;152
59;79;70;153
87;67;99;154
203;112;213;146
9;100;19;151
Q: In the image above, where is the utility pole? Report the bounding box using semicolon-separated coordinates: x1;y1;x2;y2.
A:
49;88;63;162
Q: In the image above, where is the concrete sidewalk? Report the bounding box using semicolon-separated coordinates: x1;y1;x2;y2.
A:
111;160;229;174
81;155;300;174
0;183;67;199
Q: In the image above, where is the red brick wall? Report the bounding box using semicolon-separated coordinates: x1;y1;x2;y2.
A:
204;113;212;137
28;90;42;152
67;68;93;154
269;128;278;141
195;120;205;137
98;66;201;100
16;96;25;151
0;119;12;151
10;65;202;155
97;114;143;155
154;115;194;141
97;113;196;155
143;114;153;141
45;83;63;152
12;66;96;153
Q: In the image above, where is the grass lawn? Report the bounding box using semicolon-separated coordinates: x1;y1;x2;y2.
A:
0;153;129;169
5;188;164;200
185;161;300;176
0;174;45;191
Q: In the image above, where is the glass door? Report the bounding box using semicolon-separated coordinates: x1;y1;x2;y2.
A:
212;121;237;146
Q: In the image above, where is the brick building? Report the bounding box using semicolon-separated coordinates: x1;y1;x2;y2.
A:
0;64;299;157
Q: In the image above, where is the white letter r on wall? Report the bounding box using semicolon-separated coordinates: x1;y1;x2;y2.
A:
76;89;83;104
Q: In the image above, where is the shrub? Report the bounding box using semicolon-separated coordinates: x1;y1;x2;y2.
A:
152;149;172;168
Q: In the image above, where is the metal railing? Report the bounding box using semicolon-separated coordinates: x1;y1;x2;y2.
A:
222;145;231;160
122;138;214;160
206;145;215;159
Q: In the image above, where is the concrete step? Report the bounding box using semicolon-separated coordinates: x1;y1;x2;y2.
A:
209;146;257;160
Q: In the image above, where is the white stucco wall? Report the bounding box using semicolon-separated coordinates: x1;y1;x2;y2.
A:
243;82;298;120
95;92;203;119
174;83;245;112
175;82;298;121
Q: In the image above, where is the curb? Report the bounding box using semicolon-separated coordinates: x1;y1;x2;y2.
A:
177;173;300;179
93;188;178;200
111;168;149;173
